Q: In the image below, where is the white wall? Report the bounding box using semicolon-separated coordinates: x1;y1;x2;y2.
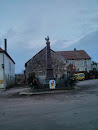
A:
68;59;91;72
0;53;4;88
4;53;15;88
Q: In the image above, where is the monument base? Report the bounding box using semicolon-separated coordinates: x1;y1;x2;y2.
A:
46;68;54;80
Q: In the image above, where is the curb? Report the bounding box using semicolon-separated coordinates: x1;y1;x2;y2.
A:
19;89;71;95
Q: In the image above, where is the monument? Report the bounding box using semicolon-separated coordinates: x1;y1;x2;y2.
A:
45;36;54;80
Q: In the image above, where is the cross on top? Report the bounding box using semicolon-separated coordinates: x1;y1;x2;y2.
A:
45;36;50;42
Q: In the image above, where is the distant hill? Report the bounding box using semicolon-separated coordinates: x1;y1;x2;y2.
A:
52;30;98;62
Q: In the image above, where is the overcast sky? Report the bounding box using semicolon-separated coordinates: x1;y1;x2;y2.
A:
0;0;98;73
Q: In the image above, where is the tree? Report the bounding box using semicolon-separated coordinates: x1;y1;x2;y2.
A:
67;63;76;88
67;63;76;74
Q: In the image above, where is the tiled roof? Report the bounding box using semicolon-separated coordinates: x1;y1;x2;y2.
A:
25;48;91;67
0;47;5;51
56;50;91;60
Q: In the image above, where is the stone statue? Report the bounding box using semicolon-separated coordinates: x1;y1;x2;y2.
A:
45;36;50;42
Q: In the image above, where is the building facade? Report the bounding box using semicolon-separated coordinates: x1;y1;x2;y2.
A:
25;46;92;83
57;48;91;72
0;40;15;89
91;62;98;71
25;47;67;82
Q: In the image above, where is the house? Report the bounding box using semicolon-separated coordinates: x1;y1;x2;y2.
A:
56;48;91;72
0;39;15;89
91;62;98;71
25;47;67;82
25;42;92;83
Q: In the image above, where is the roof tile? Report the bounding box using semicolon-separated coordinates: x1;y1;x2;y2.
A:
56;50;91;60
0;47;5;51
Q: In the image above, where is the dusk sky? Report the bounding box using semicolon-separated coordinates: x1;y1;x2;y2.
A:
0;0;98;73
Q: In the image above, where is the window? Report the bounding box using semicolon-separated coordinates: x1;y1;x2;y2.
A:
72;62;75;66
80;74;84;77
85;68;87;71
84;60;87;66
76;75;78;78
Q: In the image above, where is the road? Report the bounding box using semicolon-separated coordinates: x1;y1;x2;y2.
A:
0;79;98;130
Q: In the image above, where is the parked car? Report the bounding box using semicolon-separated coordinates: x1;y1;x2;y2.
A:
75;73;85;80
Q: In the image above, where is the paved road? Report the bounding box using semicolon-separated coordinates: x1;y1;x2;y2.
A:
0;79;98;130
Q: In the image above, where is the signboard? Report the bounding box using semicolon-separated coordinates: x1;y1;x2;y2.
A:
0;80;3;84
49;80;56;89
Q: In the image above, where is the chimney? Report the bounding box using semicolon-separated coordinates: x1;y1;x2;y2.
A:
74;48;76;51
4;39;7;52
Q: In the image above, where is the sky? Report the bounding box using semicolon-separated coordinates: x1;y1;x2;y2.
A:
0;0;98;73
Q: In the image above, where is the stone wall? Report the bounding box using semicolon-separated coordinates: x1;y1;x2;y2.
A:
51;51;67;77
25;47;67;81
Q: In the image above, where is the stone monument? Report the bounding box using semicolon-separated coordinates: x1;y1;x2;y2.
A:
45;36;54;80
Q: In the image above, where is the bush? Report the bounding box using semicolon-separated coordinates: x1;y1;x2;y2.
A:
27;72;40;89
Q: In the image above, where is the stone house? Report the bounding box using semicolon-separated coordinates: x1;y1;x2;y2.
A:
25;47;67;82
0;39;15;89
25;45;92;82
56;48;91;72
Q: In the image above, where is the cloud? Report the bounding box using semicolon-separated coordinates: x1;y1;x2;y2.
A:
52;29;98;51
52;39;79;50
1;21;43;49
0;0;98;73
0;18;48;73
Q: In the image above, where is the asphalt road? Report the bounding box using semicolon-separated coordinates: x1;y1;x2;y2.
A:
0;79;98;130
